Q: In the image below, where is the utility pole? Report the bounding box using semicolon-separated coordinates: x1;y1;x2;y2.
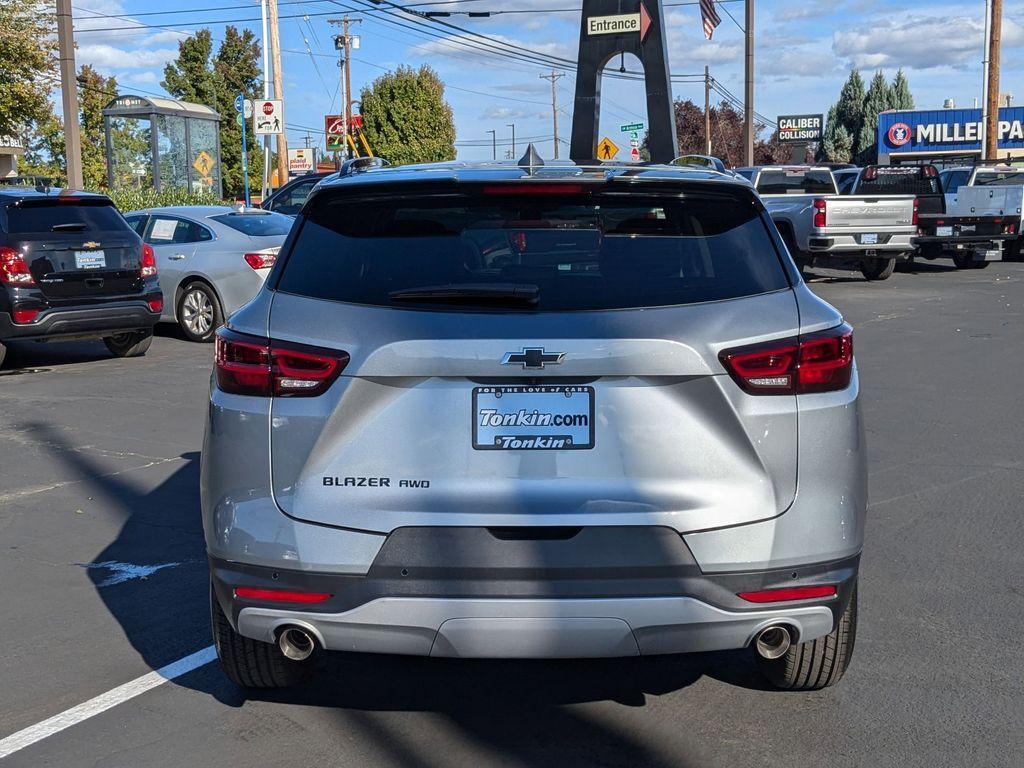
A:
486;130;496;160
329;16;362;160
540;70;565;159
704;65;712;155
984;0;1002;160
56;0;83;188
268;0;288;188
259;0;270;199
508;123;516;157
744;0;755;165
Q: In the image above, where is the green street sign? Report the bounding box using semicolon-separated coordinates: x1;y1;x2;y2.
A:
619;122;645;133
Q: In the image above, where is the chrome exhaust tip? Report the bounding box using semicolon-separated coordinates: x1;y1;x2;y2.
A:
754;625;792;660
277;627;316;661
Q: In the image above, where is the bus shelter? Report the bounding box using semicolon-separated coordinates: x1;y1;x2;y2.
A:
103;95;221;196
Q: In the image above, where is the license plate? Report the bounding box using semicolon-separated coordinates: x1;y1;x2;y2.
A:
473;385;594;450
936;226;953;237
74;250;106;269
861;233;878;245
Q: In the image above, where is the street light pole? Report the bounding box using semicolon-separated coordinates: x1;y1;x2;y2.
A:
507;123;516;158
744;0;754;165
487;130;496;160
56;0;83;189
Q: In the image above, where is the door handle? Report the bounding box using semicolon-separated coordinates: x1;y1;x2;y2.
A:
168;253;187;260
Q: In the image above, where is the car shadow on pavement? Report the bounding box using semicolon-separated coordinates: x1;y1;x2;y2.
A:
1;339;112;371
37;425;772;766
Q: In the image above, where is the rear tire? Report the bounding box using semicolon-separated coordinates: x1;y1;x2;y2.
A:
972;260;991;269
860;257;895;281
177;281;222;343
103;330;153;358
952;252;976;270
210;583;311;689
758;582;858;691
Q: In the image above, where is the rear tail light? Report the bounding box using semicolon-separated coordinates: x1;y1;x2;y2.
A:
720;324;853;395
243;251;277;270
738;585;837;603
215;328;349;397
12;309;39;324
0;247;36;286
812;199;827;228
233;587;332;604
923;165;938;178
912;197;919;227
147;298;163;313
140;244;157;278
1003;222;1016;234
861;166;877;181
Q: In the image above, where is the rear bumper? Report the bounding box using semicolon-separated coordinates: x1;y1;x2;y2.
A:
0;301;159;343
210;529;858;658
808;232;914;253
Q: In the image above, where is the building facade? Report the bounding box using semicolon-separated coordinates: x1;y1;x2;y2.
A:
877;106;1024;166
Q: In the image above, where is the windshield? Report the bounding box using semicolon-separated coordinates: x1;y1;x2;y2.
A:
756;170;836;195
276;189;790;312
973;171;1024;186
4;200;126;234
209;211;293;236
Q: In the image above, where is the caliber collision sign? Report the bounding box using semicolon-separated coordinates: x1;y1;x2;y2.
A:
778;114;824;142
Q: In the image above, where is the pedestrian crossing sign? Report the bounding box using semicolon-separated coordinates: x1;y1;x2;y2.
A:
597;136;619;160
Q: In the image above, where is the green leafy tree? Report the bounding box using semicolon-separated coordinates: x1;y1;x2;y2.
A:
213;27;263;197
890;69;914;111
0;1;56;139
821;106;854;163
653;98;775;167
162;29;218;106
78;65;119;188
857;70;894;165
834;69;866;159
360;65;456;165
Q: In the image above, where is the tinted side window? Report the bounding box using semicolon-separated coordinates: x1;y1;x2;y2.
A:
945;171;969;193
278;190;790;312
124;214;148;235
271;179;317;215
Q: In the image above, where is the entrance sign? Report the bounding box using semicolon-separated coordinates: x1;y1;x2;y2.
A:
254;100;283;135
571;1;676;163
597;136;619;159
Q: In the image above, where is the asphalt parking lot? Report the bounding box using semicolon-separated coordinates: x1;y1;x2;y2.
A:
1;261;1022;768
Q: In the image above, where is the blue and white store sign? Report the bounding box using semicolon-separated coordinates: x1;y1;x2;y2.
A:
877;107;1024;161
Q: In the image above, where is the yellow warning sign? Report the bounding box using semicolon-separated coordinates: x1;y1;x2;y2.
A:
597;136;619;160
192;150;215;177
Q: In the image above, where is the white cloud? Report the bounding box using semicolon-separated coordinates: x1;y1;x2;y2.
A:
834;14;1023;71
479;105;546;120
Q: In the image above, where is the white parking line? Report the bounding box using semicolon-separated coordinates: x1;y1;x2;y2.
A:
0;646;217;761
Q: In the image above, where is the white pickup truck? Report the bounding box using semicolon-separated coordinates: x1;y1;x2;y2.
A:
937;165;1024;260
736;166;917;281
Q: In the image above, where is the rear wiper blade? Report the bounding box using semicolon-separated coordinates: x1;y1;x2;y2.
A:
50;222;87;231
389;283;539;305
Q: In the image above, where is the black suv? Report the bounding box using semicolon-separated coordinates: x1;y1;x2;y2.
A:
0;188;162;368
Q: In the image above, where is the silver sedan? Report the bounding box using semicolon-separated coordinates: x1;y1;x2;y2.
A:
123;206;293;342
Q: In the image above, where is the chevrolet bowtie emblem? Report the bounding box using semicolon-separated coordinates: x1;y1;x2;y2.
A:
82;241;101;249
500;348;565;369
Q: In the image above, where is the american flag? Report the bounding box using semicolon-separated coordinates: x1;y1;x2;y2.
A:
700;0;721;40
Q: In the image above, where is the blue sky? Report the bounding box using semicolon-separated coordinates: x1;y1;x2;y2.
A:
71;0;1024;161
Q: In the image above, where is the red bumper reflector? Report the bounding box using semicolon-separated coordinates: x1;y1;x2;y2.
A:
738;585;837;603
233;587;332;604
12;309;39;324
147;298;163;313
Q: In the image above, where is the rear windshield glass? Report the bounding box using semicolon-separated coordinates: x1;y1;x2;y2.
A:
973;171;1024;186
4;200;126;234
756;170;835;195
855;167;940;195
277;190;789;311
209;211;293;236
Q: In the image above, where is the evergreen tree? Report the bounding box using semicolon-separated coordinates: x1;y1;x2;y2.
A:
821;106;854;163
857;70;894;165
891;69;914;111
162;30;217;106
213;26;263;197
834;69;866;159
360;65;456;165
